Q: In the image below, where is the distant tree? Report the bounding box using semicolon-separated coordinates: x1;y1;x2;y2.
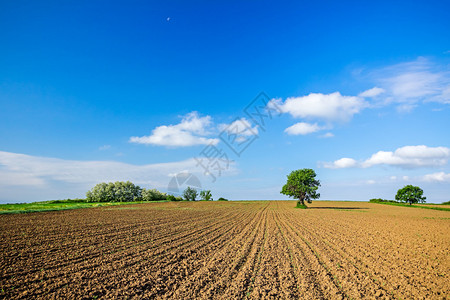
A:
86;181;141;202
86;183;111;202
395;185;426;205
199;190;213;201
281;169;320;208
166;195;176;201
142;188;167;201
217;197;228;201
182;187;198;201
114;181;142;202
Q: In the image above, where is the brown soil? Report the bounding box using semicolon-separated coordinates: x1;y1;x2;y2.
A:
0;201;448;299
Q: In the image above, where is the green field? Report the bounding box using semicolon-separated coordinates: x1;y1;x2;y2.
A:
369;200;450;211
0;199;169;214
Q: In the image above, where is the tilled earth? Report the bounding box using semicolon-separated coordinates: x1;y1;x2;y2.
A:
0;201;448;299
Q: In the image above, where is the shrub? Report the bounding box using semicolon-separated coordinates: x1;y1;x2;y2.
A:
86;182;167;203
369;198;398;203
87;182;117;202
217;197;228;201
114;181;142;202
296;203;308;209
142;188;167;201
166;195;176;201
47;199;87;204
86;181;142;202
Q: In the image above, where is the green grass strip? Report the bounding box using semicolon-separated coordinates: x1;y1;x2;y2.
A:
0;200;169;214
370;201;450;211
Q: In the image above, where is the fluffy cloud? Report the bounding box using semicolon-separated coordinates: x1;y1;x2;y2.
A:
129;112;219;147
323;157;358;169
272;92;367;122
422;172;450;182
323;145;450;169
0;151;202;187
284;122;323;135
272;58;449;137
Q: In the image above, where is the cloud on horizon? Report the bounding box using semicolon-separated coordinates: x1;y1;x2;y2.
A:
323;145;450;169
422;172;450;182
0;150;238;202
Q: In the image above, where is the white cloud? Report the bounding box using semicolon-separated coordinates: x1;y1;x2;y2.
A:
99;145;111;151
219;118;258;137
323;145;450;169
323;157;358;169
272;92;367;122
372;57;450;105
0;150;237;202
0;151;199;187
358;87;385;97
422;172;450;182
284;122;323;135
320;132;334;138
367;179;376;184
396;103;417;113
129;111;219;147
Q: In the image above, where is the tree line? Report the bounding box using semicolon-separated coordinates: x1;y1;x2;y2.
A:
85;181;225;202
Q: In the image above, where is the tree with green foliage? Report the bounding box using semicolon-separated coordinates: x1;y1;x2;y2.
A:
395;185;426;205
281;169;320;208
199;190;213;201
86;181;141;202
142;188;167;201
217;197;228;201
182;186;198;201
114;181;142;202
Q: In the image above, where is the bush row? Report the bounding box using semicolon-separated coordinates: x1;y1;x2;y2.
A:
86;181;167;202
369;198;399;203
86;181;225;202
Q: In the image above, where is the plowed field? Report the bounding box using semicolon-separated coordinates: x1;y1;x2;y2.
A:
1;201;449;299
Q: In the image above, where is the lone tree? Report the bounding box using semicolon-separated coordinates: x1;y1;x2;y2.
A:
395;185;426;205
281;169;320;208
182;186;198;201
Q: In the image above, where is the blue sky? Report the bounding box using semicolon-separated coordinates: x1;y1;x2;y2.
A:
1;0;449;203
